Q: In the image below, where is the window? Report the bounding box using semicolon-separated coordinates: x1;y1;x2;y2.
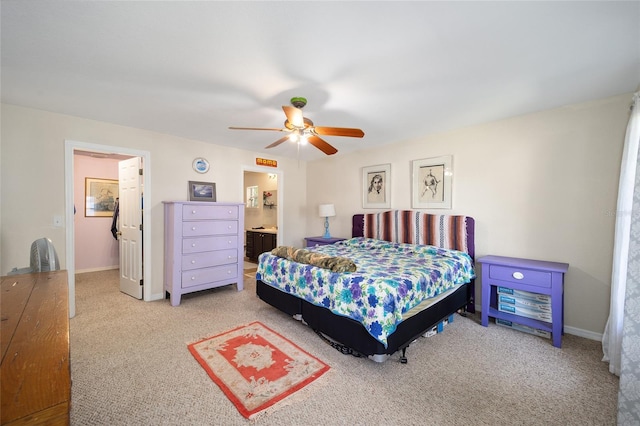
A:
246;186;258;208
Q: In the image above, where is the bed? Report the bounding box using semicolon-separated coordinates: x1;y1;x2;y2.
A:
256;210;476;363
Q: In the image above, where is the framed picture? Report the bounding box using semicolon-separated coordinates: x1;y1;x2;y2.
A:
85;177;118;217
188;181;217;202
411;155;452;209
362;164;391;209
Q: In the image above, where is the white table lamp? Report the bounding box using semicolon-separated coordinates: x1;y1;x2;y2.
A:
318;204;336;239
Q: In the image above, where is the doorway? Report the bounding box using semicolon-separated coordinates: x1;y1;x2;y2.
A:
242;167;282;267
73;150;132;274
64;140;152;318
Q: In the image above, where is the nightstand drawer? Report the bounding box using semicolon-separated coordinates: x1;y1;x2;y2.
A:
489;264;552;288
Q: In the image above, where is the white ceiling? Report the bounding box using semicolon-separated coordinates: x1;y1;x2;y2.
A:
2;1;639;162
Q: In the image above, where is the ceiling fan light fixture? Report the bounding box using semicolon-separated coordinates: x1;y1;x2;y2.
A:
229;97;364;156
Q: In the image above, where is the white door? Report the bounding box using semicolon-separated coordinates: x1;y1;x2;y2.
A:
118;157;143;299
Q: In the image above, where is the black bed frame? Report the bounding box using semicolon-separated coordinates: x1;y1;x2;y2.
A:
256;214;475;363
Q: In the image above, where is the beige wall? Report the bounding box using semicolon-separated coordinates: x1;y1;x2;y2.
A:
0;104;308;303
306;93;632;338
1;93;630;337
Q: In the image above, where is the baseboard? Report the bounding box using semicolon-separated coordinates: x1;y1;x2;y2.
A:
564;325;602;342
150;292;165;302
76;266;119;274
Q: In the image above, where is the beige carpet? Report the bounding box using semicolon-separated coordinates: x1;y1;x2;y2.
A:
70;270;619;425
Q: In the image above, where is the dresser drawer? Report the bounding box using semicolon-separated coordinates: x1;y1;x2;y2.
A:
181;249;238;270
489;264;552;288
182;236;238;254
181;264;238;288
182;204;238;220
182;220;238;237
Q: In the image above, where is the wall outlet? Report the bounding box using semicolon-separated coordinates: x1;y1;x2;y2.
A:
53;215;63;227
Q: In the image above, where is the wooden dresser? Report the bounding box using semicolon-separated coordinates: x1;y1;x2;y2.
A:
1;270;70;425
163;201;245;306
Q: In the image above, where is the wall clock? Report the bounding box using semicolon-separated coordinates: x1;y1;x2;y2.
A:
192;157;210;174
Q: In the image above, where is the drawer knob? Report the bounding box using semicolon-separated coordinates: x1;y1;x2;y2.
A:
228;225;232;229
192;243;196;247
192;210;196;214
191;260;196;264
192;227;196;231
512;272;524;280
190;276;196;280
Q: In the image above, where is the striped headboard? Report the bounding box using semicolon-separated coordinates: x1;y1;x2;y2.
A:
352;210;475;258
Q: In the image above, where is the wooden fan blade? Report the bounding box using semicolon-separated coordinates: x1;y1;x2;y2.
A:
313;126;365;138
229;126;285;132
265;135;290;149
308;135;338;155
282;106;304;128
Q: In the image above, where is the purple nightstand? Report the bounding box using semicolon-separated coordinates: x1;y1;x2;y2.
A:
305;236;346;248
478;255;569;348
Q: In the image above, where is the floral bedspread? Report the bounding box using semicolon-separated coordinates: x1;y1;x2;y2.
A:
256;237;475;347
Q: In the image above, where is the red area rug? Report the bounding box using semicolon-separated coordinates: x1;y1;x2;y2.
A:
188;321;330;419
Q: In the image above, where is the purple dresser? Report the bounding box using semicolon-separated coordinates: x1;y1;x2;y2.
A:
163;201;245;306
478;255;569;348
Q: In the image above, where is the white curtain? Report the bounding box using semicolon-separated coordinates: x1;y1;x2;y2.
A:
602;91;640;376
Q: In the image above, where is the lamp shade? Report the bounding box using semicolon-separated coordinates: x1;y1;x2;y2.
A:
318;204;336;217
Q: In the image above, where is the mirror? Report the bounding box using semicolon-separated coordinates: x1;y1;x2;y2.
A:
263;190;277;209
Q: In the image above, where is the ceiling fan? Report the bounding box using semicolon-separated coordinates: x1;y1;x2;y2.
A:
229;97;364;155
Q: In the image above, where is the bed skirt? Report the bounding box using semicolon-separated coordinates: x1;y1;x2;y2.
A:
256;279;471;362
